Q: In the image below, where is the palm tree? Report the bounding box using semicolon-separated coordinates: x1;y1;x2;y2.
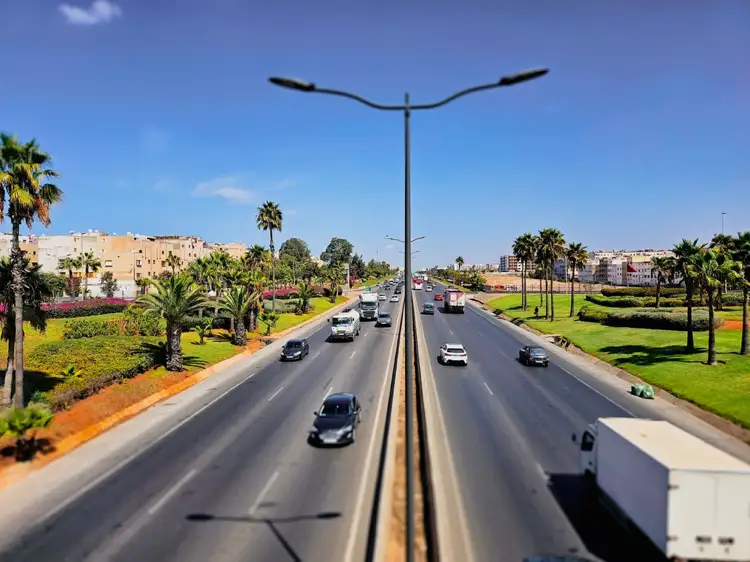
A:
220;287;252;346
672;238;705;353
165;252;182;275
732;231;750;355
455;256;464;285
0;134;63;407
650;256;675;309
323;264;345;303
693;250;742;365
79;250;101;299
512;233;535;311
256;202;283;313
565;242;589;317
710;234;734;310
58;255;82;297
538;229;566;320
136;274;210;371
0;257;52;406
243;269;266;332
297;282;315;313
243;244;267;271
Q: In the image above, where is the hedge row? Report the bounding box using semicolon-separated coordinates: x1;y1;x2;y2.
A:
578;306;723;331
601;287;684;297
587;293;746;309
27;336;163;410
62;307;165;339
41;298;130;319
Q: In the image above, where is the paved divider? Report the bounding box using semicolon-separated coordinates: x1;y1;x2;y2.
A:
412;294;476;562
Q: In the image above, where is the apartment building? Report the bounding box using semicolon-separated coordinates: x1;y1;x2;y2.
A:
0;234;41;265
575;249;677;286
499;254;522;273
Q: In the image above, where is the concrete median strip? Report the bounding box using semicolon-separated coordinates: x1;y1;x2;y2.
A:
0;293;361;491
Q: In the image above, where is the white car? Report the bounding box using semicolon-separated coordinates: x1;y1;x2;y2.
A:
439;343;468;366
390;295;400;302
378;293;387;301
425;286;433;292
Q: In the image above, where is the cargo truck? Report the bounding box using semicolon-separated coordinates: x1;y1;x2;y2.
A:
572;417;750;561
359;292;379;321
443;288;465;313
327;309;361;341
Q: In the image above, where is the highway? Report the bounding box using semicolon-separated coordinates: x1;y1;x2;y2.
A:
0;291;403;562
416;283;671;562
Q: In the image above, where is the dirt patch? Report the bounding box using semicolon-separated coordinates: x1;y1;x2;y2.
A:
0;339;264;475
719;320;748;331
385;342;429;562
482;273;603;294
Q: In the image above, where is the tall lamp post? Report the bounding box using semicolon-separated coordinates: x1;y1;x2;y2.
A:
269;68;549;561
722;212;727;235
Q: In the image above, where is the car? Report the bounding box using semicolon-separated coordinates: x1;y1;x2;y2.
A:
519;345;549;367
395;287;402;294
280;338;310;361
376;311;392;327
434;293;443;301
308;393;362;445
422;303;435;315
390;295;400;302
378;293;387;301
425;285;433;292
439;343;468;366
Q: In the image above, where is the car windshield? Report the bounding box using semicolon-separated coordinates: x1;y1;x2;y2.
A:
319;401;352;417
332;317;352;327
530;348;546;356
287;341;302;349
446;347;465;354
424;304;433;309
379;313;390;318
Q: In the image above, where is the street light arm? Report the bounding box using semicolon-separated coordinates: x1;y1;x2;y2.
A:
410;81;509;110
313;87;406;111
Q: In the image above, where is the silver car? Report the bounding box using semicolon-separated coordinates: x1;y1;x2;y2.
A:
376;312;392;327
378;293;387;301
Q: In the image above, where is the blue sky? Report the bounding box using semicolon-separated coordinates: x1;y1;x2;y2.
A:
2;0;748;269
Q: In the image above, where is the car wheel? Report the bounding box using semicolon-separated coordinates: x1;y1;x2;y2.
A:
350;428;357;443
544;362;549;368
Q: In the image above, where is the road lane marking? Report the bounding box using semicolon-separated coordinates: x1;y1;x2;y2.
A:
268;387;284;402
147;468;197;515
322;386;333;403
364;331;368;336
249;470;279;515
449;329;454;336
499;349;508;358
313;351;321;359
483;382;494;396
350;350;357;359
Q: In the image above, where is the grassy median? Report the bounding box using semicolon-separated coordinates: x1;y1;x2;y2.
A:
486;294;750;430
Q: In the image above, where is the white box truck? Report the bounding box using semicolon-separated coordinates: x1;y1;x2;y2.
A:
443;288;465;313
359;292;379;321
573;417;750;561
327;309;361;341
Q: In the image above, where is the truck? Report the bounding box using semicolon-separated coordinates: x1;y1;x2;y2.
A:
573;417;750;561
443;288;465;313
413;277;423;290
359;292;379;321
327;309;361;341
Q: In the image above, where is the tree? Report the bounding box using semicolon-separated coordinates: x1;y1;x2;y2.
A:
100;271;118;298
538;228;566;320
220;287;252;346
165;252;182;274
672;239;705;353
0;257;52;406
321;237;353;267
512;233;536;311
58;255;82;297
41;272;66;299
279;237;311;263
243;244;267;271
565;242;589;317
256;201;283;313
79;250;101;299
710;234;734;310
650;256;675;309
323;264;345;303
693;250;742;365
0;134;63;407
733;231;750;355
297;282;315;313
350;253;366;280
455;256;464;284
136;274;209;371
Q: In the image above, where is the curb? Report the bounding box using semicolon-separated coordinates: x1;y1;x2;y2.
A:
0;293;361;490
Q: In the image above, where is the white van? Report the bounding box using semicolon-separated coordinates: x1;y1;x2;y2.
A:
328;309;361;341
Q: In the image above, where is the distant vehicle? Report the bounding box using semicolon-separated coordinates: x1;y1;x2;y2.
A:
395;287;402;294
378;293;387;301
439;343;468;366
359;292;379;321
390;295;400;302
422;303;435;315
328;310;361;341
280;338;310;361
434;293;443;301
376;311;392;327
572;417;750;562
443;288;465;313
309;393;362;446
413;277;423;290
519;345;549;367
425;285;433;292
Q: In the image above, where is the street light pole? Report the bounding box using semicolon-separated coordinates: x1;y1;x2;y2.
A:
722;212;726;235
268;68;549;562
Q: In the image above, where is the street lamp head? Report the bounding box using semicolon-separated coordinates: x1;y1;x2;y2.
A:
498;68;549;87
268;77;316;92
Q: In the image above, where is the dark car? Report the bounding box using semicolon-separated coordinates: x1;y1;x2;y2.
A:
395;287;402;294
376;311;392;327
309;393;362;446
422;303;435;315
519;345;549;367
280;338;310;361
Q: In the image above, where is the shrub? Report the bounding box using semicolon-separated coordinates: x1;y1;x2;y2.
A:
601;287;684;298
578;306;722;331
263;299;299;313
27;336;163;411
120;306;164;336
585;295;644;308
182;314;229;330
42;298;129;319
62;318;120;339
721;292;745;307
262;288;299;300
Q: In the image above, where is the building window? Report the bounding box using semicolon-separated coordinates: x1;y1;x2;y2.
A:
136;260;142;267
136;273;142;279
104;260;113;267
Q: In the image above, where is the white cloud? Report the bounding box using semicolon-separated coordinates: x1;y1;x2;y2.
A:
139;128;170;154
192;176;255;204
59;0;122;25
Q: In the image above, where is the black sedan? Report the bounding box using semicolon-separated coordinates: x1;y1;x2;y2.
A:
280;338;310;361
308;393;362;446
519;345;549;367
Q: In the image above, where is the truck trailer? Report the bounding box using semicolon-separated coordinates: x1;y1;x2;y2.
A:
574;417;750;561
359;292;379;321
443;288;465;313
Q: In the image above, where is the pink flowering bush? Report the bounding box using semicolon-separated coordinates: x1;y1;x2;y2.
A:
41;298;130;319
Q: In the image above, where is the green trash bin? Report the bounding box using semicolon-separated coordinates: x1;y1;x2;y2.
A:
631;383;655;399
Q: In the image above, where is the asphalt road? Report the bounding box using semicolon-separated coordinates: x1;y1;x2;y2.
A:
0;291;403;562
416;283;669;562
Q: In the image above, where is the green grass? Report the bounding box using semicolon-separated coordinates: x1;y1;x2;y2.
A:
148;330;240;376
486;293;750;430
258;296;347;334
354;276;390;289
